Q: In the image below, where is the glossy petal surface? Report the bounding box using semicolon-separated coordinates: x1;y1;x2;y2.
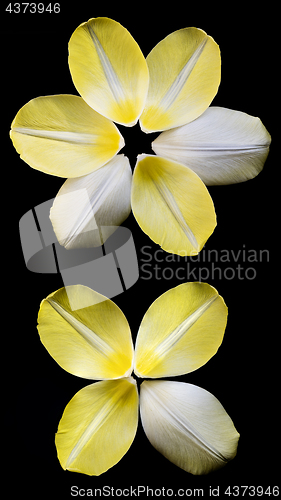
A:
50;155;132;248
153;107;271;185
56;378;139;475
68;17;149;126
10;95;123;177
131;155;216;256
37;286;134;379
140;380;239;474
134;282;227;378
140;28;220;132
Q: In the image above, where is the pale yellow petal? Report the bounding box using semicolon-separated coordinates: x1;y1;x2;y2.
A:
37;285;134;379
10;95;124;178
140;27;220;132
68;17;149;126
140;380;239;475
134;282;227;378
131;154;216;256
56;378;139;475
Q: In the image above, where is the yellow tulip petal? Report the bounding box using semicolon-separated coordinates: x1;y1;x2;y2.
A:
37;285;134;379
134;282;227;378
140;27;221;132
131;155;216;256
56;378;139;475
10;95;124;178
68;17;149;126
140;380;239;475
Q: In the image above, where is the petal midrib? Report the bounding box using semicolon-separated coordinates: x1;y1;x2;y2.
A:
154;294;218;358
62;164;123;248
47;298;114;355
87;24;125;103
159;37;208;110
65;396;115;468
145;383;227;462
151;174;199;250
154;144;269;152
12;127;98;145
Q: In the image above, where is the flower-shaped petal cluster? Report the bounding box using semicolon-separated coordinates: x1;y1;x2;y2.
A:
10;18;271;256
37;282;239;476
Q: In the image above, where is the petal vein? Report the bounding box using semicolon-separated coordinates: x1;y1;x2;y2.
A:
66;397;114;468
145;383;227;462
87;24;125;103
154;295;218;357
62;165;123;248
12;127;97;145
160;37;208;110
152;175;199;250
47;299;114;355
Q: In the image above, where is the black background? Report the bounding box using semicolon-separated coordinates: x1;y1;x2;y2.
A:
4;3;278;498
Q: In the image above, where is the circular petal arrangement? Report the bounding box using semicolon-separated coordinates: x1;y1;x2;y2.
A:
10;17;271;256
37;283;239;476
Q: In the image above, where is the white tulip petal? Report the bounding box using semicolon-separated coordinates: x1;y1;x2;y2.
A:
140;380;240;475
50;155;132;249
152;107;271;185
